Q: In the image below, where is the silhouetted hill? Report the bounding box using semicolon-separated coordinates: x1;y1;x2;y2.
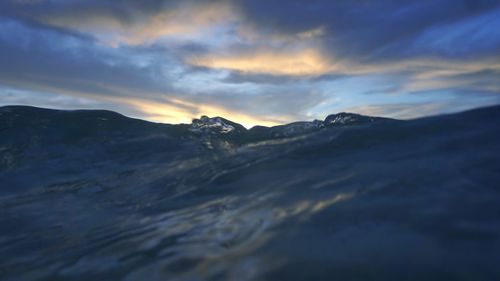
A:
1;104;500;281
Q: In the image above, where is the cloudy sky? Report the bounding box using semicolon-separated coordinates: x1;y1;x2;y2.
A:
0;0;499;127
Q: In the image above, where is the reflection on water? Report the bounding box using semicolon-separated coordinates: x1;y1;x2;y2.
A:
53;189;356;281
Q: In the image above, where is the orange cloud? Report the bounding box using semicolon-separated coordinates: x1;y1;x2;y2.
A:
189;48;336;76
39;2;237;46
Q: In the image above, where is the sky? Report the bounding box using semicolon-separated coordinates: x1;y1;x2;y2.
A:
0;0;499;127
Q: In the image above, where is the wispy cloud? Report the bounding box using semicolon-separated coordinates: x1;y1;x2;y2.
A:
188;48;333;76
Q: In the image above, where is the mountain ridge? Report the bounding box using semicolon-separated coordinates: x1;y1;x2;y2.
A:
1;103;500;280
0;104;391;129
0;104;394;139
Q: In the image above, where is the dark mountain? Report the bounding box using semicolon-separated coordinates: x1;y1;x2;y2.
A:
324;112;387;126
1;104;500;281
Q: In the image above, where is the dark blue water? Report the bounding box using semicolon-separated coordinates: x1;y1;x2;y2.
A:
1;105;500;280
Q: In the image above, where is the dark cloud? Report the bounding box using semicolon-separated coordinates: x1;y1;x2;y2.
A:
3;0;499;61
0;19;178;101
221;71;347;84
236;0;500;61
370;6;500;61
221;71;302;84
0;0;175;22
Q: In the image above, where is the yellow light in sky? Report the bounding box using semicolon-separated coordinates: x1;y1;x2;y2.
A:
127;98;284;128
189;49;334;76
